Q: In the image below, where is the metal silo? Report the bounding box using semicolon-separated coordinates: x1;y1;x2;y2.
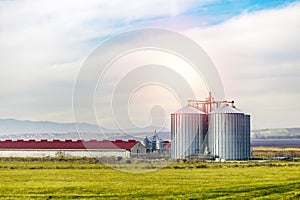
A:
143;137;151;153
151;134;163;153
208;105;246;160
171;105;207;159
151;134;157;152
244;114;251;159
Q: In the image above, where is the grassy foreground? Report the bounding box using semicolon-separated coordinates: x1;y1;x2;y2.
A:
0;159;299;199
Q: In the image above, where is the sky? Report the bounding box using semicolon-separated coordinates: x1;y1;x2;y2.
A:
0;0;299;130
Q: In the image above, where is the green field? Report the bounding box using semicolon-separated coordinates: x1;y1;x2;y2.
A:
0;158;299;199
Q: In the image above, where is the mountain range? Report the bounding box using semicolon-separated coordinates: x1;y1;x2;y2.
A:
0;118;299;143
0;118;170;141
0;118;169;134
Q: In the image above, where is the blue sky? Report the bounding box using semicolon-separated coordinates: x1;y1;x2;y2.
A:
0;0;299;130
192;0;297;15
190;0;297;23
84;0;299;45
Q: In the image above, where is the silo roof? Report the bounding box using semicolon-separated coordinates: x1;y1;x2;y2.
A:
211;104;243;114
174;105;206;114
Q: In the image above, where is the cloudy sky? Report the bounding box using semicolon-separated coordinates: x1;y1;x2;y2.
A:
0;0;299;130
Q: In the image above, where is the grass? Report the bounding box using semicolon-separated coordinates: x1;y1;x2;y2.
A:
252;146;300;158
0;158;299;199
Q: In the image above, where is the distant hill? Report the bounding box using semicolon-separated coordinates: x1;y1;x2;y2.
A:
0;119;171;141
251;128;300;147
1;118;299;144
251;128;300;139
124;126;169;133
0;118;110;134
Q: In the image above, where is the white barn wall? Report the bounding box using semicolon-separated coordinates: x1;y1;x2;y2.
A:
0;149;129;158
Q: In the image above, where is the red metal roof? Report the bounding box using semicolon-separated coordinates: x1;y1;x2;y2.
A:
113;140;138;150
164;141;171;149
0;140;139;150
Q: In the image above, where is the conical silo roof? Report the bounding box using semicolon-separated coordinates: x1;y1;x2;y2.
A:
174;105;206;114
211;104;243;114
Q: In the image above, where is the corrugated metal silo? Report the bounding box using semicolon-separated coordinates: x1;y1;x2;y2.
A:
171;105;207;159
151;134;163;153
208;105;246;160
244;114;251;159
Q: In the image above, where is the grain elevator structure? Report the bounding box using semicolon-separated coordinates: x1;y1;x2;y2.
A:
171;92;251;160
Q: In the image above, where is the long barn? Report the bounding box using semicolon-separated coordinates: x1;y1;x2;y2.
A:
0;139;147;158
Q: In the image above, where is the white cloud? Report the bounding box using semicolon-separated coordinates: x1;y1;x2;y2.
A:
0;0;211;123
184;2;300;128
0;0;299;129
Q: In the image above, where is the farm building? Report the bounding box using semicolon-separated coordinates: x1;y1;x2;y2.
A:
0;139;146;158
